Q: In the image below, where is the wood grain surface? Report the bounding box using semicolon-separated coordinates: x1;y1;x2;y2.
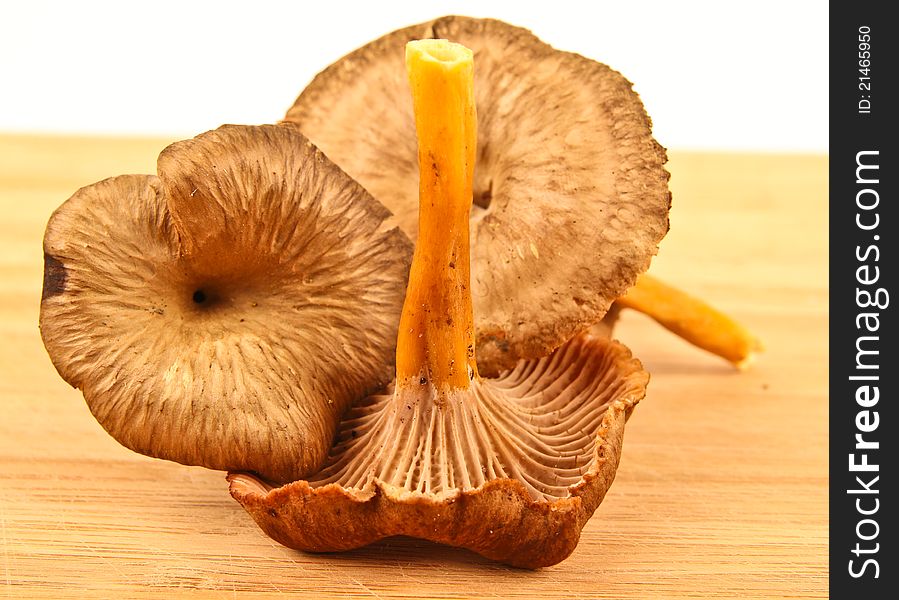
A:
0;134;828;598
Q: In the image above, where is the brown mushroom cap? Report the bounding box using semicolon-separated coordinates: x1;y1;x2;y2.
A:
285;16;671;374
40;124;412;483
228;333;648;568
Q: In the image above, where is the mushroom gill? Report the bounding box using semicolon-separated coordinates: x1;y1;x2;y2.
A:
284;16;671;375
39;124;412;484
229;333;645;568
229;40;648;568
311;335;644;499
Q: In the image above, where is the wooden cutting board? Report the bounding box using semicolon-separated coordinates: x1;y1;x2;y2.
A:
0;134;827;598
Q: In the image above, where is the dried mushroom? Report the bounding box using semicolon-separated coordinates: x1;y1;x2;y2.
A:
229;40;649;568
39;124;412;483
285;15;671;375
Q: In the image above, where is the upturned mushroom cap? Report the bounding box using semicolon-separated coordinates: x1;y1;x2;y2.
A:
285;16;671;374
228;333;648;568
39;124;412;483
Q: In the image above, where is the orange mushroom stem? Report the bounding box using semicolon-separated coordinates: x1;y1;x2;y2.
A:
617;273;763;369
395;40;478;389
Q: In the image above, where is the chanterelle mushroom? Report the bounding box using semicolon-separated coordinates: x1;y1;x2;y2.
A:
229;40;649;569
284;16;670;375
39;124;412;483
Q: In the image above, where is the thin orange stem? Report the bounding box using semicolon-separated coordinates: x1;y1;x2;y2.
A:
618;273;763;369
395;40;478;389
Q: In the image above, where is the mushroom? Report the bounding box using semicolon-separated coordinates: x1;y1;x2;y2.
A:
284;15;671;375
229;40;649;568
39;124;412;483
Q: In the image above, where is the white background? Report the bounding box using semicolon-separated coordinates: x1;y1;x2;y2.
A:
1;0;828;152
